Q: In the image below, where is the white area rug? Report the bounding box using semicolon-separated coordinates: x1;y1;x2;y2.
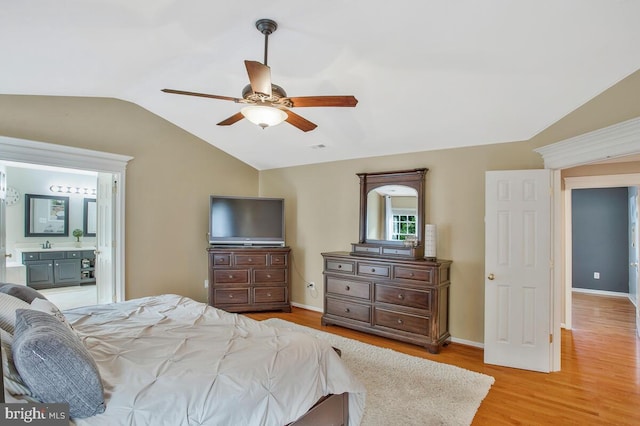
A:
263;318;494;426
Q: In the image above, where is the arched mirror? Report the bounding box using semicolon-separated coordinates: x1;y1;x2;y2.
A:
352;168;427;259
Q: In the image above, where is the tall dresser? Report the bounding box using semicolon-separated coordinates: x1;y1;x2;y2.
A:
207;246;291;313
321;251;451;353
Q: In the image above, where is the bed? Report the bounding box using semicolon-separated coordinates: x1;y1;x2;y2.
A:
0;286;365;425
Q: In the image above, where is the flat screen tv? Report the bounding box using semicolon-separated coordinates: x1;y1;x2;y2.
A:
209;195;285;246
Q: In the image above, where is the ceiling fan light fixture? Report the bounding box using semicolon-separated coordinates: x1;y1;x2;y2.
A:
241;105;287;129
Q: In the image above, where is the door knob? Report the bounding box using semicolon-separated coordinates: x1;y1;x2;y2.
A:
487;273;495;280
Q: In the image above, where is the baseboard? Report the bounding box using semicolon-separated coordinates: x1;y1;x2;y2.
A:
291;302;323;313
449;337;484;349
572;288;629;298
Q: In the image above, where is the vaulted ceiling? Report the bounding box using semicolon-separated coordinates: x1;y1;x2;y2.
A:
2;1;639;170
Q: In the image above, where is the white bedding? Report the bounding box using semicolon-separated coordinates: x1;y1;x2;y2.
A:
62;294;365;425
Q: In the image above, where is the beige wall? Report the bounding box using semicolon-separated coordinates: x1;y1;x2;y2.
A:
260;141;542;343
0;95;259;302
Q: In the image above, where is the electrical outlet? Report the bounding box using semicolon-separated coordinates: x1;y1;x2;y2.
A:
204;279;209;288
593;272;600;279
307;281;315;289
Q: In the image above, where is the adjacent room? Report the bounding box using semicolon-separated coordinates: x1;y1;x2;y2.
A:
1;2;639;425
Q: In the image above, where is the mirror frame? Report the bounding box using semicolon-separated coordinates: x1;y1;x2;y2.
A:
24;194;70;237
83;197;97;237
352;168;427;259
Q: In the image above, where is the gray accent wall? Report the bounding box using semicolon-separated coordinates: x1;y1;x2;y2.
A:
572;187;629;293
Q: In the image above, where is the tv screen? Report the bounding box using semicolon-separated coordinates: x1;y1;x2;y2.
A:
209;196;285;246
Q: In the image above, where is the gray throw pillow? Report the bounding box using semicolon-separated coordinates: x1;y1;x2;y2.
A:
12;309;105;418
0;282;47;304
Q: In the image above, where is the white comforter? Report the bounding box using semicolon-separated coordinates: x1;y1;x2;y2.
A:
64;294;365;425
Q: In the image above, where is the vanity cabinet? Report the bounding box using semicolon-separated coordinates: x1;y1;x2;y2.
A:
207;246;291;313
321;251;451;353
22;250;96;289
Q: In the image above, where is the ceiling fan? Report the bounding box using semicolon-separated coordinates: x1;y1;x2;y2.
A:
162;19;358;132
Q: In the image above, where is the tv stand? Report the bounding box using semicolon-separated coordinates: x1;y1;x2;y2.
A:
207;246;291;313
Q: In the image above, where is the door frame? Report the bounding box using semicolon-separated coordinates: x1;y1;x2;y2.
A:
562;174;640;329
0;136;132;302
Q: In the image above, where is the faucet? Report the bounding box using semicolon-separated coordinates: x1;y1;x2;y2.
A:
42;241;51;249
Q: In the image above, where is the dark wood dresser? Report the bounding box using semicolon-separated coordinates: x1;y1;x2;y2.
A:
321;251;451;353
207;246;291;313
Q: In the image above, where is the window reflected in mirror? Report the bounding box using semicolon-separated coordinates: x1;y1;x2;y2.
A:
366;185;418;241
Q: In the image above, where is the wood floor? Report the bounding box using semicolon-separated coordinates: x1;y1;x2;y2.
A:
247;293;640;425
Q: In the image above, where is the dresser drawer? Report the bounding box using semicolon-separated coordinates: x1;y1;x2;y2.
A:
269;253;288;266
234;254;267;266
326;277;371;300
212;254;231;266
382;247;414;256
325;259;355;274
375;284;431;310
357;263;390;278
394;266;433;284
254;269;286;284
374;308;430;335
65;251;82;259
213;269;249;284
326;298;370;323
254;287;286;303
214;288;249;304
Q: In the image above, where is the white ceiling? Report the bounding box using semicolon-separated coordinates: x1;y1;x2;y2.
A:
2;1;639;170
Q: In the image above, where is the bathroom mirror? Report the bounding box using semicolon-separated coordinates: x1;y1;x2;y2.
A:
83;198;97;236
352;168;427;259
25;194;69;237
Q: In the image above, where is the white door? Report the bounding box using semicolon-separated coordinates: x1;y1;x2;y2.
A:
485;170;553;372
0;167;6;281
96;173;115;304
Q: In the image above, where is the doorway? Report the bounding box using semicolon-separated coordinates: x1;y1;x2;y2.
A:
563;174;640;330
0;136;131;303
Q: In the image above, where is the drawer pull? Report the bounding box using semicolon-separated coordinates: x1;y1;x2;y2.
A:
266;274;272;278
228;275;234;279
409;272;414;277
398;294;404;300
228;294;234;299
248;258;253;262
344;308;350;313
397;319;403;324
345;285;350;291
371;268;376;273
267;293;272;297
338;264;342;269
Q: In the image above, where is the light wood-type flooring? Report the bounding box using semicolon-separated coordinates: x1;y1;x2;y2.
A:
247;293;640;425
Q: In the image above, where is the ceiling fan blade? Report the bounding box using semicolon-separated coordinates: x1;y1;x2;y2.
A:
284;95;358;108
217;112;245;126
162;89;242;103
244;60;272;97
283;109;317;132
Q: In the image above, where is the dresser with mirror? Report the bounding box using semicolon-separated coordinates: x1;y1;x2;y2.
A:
321;168;452;353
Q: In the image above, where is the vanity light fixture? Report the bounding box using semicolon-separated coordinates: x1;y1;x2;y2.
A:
50;185;97;196
240;104;287;129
